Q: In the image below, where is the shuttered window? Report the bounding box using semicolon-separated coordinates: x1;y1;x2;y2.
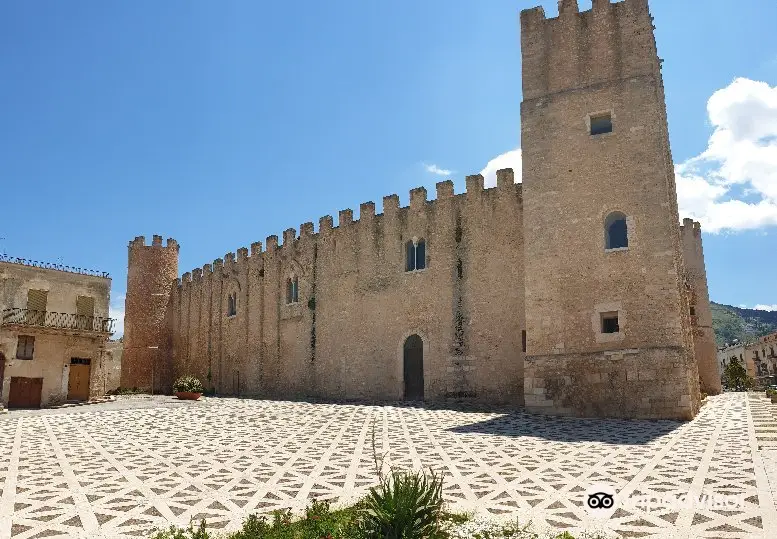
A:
76;296;95;316
27;289;48;311
16;336;35;360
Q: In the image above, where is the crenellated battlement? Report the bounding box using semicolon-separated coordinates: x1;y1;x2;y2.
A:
680;218;703;238
174;169;520;282
129;235;179;251
520;0;657;101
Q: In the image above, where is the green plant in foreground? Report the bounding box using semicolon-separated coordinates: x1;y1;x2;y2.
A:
173;375;204;394
150;520;209;539
359;468;444;539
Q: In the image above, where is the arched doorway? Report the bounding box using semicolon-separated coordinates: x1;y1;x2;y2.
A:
403;334;424;401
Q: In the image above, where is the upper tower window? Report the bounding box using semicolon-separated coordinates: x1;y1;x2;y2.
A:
405;239;426;272
286;277;299;304
605;212;628;250
590;113;613;135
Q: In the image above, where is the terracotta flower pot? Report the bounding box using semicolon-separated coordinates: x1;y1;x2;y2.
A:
175;391;202;401
771;395;777;404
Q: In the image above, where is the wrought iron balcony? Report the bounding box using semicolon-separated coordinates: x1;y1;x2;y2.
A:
1;308;115;334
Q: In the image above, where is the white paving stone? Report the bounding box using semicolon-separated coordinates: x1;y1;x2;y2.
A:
0;393;774;538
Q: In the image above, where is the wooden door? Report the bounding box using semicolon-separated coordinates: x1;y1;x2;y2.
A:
8;377;43;408
67;358;91;401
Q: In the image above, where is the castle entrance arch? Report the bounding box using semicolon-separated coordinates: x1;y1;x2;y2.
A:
403;334;424;401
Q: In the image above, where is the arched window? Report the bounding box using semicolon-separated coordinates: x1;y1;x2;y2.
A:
405;238;426;272
227;292;237;317
605;212;628;250
286;277;299;304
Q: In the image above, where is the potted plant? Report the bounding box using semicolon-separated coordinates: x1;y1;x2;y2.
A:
766;388;777;404
173;375;204;400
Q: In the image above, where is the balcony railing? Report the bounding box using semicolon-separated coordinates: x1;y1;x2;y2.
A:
1;308;115;334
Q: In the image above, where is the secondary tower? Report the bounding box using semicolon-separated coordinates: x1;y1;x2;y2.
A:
121;235;179;393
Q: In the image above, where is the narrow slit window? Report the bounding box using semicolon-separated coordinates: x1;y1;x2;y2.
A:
415;240;426;270
405;241;416;272
590;113;613;135
286;277;299;304
521;330;527;353
227;293;237;316
601;312;620;334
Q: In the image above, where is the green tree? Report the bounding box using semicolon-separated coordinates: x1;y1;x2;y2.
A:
723;358;753;391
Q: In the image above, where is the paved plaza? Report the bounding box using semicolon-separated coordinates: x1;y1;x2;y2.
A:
1;393;776;539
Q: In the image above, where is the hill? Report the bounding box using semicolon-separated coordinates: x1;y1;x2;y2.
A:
711;302;777;347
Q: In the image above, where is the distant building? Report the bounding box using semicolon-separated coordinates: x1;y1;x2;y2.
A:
718;332;777;387
0;255;116;408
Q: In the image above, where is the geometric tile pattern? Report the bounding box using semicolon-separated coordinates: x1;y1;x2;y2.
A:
0;393;775;539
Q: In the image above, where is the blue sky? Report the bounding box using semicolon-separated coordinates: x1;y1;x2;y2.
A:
1;0;776;335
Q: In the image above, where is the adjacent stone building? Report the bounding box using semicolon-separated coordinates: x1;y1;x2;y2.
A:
719;332;777;388
0;256;116;408
122;0;719;419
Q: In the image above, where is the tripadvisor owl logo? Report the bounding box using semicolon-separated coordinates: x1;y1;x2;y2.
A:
584;484;618;519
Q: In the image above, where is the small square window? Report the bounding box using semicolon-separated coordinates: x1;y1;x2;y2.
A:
689;306;695;316
600;312;619;334
590;113;613;136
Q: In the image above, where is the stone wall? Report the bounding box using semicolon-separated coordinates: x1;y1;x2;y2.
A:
166;177;525;403
681;219;722;395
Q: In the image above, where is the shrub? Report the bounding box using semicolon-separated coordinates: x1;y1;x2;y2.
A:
150;520;210;539
359;469;445;539
173;375;204;394
723;358;753;391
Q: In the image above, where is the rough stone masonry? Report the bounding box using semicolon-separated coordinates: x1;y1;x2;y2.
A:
121;0;720;420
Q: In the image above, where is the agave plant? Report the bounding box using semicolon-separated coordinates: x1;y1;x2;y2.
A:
360;468;444;539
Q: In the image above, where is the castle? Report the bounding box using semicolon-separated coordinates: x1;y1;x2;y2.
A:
121;0;721;420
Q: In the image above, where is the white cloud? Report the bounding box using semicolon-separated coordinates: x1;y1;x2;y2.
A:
754;304;777;311
110;294;125;338
675;78;777;233
480;148;522;188
423;163;453;176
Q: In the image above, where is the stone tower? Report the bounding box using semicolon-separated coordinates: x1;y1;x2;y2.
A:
681;218;722;395
121;235;179;393
520;0;700;419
